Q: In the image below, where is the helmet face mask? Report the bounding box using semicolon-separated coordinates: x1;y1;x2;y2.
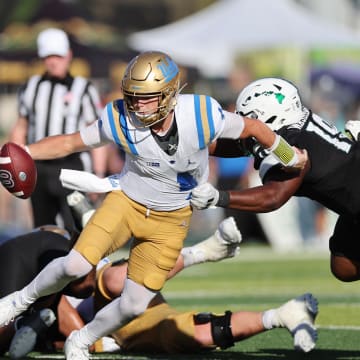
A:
122;51;180;128
235;78;307;131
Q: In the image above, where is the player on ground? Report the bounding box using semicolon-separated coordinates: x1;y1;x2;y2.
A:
0;53;307;360
84;262;318;354
0;225;95;358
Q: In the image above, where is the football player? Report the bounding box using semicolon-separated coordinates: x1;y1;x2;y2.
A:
0;52;307;360
191;77;360;286
0;225;95;358
84;260;318;355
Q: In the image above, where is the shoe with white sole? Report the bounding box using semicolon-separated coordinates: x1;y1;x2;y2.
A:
217;216;242;253
0;291;29;327
9;308;56;359
182;216;242;265
64;330;90;360
276;293;318;352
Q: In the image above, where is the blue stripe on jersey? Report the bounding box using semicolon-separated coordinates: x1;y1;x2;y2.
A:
107;103;122;146
194;95;215;149
107;101;138;155
117;101;138;155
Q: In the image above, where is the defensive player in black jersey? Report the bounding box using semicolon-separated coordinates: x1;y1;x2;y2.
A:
0;225;96;357
191;77;360;284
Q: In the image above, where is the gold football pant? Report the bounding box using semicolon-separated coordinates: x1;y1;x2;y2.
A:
74;190;192;290
112;303;203;353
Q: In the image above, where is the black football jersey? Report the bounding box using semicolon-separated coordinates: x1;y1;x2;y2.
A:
253;111;360;217
0;231;70;297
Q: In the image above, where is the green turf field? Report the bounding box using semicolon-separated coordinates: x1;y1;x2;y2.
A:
6;245;360;359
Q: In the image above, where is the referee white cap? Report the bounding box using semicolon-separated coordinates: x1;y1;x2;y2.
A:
37;28;70;58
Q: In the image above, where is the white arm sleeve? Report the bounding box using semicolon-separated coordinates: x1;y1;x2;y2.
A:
220;111;245;139
80;120;110;148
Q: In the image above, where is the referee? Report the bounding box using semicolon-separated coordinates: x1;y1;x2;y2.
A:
10;28;104;232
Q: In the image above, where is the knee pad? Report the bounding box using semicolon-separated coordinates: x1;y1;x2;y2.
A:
194;311;234;349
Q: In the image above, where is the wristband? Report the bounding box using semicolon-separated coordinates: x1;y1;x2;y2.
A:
267;135;296;166
216;190;230;208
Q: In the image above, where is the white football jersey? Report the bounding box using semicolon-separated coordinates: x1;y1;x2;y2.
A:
80;94;243;210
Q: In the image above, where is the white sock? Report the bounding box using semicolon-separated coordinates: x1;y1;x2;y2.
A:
17;287;37;307
262;309;281;329
85;279;156;343
17;251;92;305
69;326;96;347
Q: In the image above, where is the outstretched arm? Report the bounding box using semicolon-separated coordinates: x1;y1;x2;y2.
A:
221;112;307;169
27;132;88;160
240;117;276;146
242;117;307;169
191;162;309;211
227;174;303;212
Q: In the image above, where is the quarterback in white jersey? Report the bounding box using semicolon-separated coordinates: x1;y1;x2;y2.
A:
0;51;307;360
81;94;243;211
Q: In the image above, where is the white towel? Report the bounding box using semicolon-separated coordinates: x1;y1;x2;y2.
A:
60;169;122;193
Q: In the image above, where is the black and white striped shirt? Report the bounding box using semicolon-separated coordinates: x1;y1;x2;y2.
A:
18;73;102;144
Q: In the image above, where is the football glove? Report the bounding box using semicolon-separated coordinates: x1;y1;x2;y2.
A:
191;182;219;210
345;120;360;141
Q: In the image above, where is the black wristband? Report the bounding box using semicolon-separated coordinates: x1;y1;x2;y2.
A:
216;190;230;208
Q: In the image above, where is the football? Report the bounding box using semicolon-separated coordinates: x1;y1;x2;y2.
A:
0;142;37;199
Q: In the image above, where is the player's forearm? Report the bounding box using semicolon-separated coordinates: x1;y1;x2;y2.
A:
241;118;306;168
225;186;286;212
27;133;87;160
240;117;276;148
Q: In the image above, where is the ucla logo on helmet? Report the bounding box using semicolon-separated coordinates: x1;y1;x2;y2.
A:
157;58;179;83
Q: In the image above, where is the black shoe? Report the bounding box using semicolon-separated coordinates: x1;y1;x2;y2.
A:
9;308;56;359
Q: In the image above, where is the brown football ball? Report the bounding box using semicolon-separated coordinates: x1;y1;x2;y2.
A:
0;142;37;199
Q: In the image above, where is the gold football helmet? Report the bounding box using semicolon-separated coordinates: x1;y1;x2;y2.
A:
121;51;180;127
